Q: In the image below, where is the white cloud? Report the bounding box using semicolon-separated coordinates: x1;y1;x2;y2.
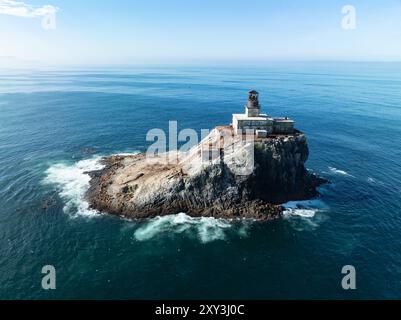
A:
0;0;57;18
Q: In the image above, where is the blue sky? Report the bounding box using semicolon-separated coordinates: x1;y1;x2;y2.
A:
1;0;401;66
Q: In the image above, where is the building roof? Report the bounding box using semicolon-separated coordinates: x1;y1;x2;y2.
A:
233;114;273;121
273;117;294;123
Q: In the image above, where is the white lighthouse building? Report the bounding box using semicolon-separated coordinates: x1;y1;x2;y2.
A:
232;90;295;137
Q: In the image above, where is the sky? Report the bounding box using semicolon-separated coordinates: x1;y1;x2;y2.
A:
1;0;401;66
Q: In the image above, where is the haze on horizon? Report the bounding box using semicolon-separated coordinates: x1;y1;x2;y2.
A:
1;0;401;67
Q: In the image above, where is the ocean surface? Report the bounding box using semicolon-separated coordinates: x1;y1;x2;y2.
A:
1;62;401;299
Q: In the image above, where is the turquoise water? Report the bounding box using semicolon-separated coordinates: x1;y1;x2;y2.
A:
1;62;401;299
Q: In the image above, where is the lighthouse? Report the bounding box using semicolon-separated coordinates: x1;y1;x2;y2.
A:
232;90;295;136
246;90;261;117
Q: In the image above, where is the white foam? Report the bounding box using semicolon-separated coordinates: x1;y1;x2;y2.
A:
284;208;316;218
133;212;234;243
283;199;328;218
43;157;105;217
328;166;353;177
110;151;141;157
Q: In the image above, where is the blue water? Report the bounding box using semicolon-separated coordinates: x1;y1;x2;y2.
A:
1;62;401;299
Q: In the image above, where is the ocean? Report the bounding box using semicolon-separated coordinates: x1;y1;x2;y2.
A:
1;62;401;299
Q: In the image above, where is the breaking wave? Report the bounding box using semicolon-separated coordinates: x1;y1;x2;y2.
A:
110;150;141;157
133;212;249;243
283;199;329;231
43;157;105;217
328;166;353;177
42;156;250;242
283;199;328;218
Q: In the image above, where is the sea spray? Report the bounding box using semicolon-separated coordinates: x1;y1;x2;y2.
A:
43;157;252;242
282;199;329;231
328;166;354;177
283;199;329;218
134;213;248;243
43;157;105;217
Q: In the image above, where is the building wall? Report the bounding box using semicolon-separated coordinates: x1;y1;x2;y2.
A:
246;107;260;117
273;120;294;134
233;115;295;135
235;119;273;134
232;116;239;134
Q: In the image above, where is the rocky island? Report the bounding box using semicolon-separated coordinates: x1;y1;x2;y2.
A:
87;91;326;220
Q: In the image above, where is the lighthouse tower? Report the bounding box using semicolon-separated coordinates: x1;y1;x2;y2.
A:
245;90;260;117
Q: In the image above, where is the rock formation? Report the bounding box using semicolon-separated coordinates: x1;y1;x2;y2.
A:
86;126;326;220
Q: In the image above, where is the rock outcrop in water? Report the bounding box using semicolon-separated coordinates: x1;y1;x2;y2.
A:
87;126;326;220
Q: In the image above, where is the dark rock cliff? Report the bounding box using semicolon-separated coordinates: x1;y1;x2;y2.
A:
248;134;323;204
